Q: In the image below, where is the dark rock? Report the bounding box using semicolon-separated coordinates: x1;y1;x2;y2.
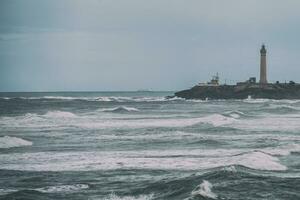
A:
175;83;300;100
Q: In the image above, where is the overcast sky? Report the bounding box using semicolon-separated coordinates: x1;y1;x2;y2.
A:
1;0;300;91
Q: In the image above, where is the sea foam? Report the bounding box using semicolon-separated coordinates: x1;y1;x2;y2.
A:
0;136;32;149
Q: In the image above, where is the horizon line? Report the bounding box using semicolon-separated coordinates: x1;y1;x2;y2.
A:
0;90;176;93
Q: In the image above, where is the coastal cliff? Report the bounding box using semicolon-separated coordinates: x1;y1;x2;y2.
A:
175;83;300;100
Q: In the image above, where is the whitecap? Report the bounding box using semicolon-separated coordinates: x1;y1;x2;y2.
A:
0;189;18;195
43;111;77;118
99;106;140;113
0;97;10;100
102;193;154;200
223;165;237;172
34;184;89;193
42;96;79;100
0;136;32;149
191;180;217;199
243;98;270;104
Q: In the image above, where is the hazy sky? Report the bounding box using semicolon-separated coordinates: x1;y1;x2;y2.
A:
1;0;300;91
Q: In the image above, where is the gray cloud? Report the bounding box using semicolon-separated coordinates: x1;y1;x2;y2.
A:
0;0;300;91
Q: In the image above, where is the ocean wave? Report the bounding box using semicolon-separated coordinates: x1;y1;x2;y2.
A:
2;111;300;132
78;114;236;129
0;112;236;129
99;106;140;113
0;136;32;149
0;112;233;131
34;184;89;193
191;180;217;199
102;193;154;200
0;149;287;171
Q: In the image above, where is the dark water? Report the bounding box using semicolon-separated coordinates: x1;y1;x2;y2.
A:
0;92;300;200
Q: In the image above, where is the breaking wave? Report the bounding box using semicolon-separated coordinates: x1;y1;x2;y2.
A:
191;180;217;199
0;136;32;149
0;149;287;171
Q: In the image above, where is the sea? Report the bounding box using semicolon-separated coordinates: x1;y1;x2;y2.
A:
0;91;300;200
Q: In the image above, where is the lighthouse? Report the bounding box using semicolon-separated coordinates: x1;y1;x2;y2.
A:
260;44;268;84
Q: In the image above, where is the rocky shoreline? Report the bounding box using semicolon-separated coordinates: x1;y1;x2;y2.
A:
175;83;300;100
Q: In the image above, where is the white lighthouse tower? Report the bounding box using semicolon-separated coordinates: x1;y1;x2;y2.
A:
259;44;268;84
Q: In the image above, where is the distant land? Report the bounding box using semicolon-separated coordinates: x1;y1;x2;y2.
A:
175;45;300;100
